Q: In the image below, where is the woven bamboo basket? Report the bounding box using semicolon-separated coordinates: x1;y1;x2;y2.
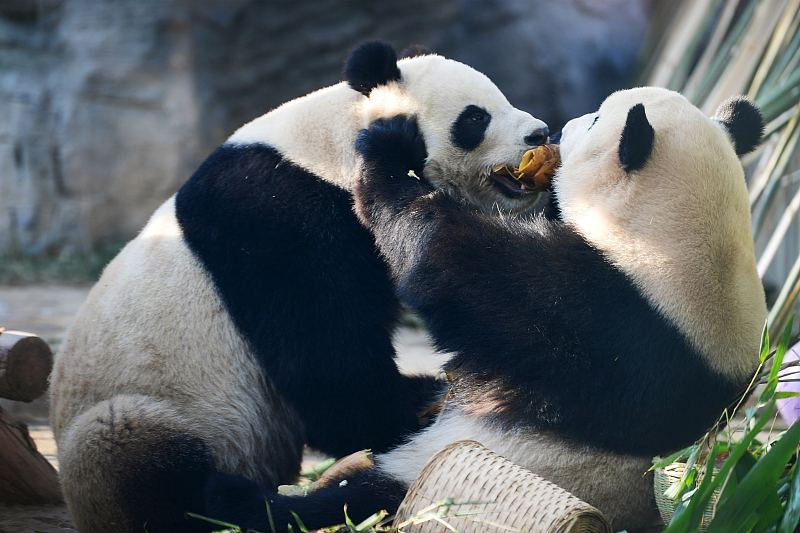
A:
392;440;612;533
654;461;719;532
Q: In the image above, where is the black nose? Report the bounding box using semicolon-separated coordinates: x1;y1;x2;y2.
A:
524;127;549;147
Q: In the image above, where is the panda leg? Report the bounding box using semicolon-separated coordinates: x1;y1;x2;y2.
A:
204;465;407;533
58;396;216;533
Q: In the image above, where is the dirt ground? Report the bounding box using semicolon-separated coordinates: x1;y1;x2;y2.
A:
0;285;447;533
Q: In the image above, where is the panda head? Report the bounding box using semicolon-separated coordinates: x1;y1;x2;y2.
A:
553;87;763;237
553;87;766;379
345;41;550;214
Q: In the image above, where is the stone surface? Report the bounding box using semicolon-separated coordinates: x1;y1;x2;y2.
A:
0;0;654;256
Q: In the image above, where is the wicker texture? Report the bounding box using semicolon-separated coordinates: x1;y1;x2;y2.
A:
393;440;612;533
654;462;718;532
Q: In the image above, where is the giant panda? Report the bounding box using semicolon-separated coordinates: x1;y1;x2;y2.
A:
48;41;550;533
204;88;767;533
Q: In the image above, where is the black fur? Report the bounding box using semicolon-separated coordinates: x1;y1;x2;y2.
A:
451;105;492;151
176;143;439;458
205;469;407;533
619;103;654;172
713;96;764;155
114;433;216;532
354;116;744;456
343;40;402;96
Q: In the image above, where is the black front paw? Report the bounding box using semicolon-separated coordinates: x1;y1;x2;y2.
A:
204;472;270;531
354;116;433;228
355;115;427;180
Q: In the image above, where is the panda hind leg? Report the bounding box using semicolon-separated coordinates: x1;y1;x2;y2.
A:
57;395;217;533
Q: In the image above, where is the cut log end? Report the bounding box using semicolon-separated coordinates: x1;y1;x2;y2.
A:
0;330;54;402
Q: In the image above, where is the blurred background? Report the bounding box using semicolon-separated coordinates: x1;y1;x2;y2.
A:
0;0;654;270
5;0;800;345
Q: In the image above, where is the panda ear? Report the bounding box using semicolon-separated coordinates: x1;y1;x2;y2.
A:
343;41;402;96
712;96;764;156
619;103;654;173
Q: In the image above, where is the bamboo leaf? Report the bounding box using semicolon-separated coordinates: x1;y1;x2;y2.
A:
354;510;388;531
760;314;795;403
706;414;800;533
652;447;695;470
779;462;800;533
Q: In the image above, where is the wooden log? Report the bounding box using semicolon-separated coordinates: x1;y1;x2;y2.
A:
0;330;53;402
0;406;62;504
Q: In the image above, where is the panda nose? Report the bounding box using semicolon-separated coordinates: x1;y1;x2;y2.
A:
524;127;549;147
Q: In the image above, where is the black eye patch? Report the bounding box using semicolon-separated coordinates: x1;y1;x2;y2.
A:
451;105;492;151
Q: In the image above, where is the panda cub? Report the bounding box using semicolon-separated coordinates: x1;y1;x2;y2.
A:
205;88;767;532
49;41;549;533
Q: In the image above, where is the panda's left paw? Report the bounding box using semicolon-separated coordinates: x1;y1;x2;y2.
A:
356;116;427;182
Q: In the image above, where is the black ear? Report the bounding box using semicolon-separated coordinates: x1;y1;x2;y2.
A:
343;41;402;96
712;96;764;156
400;44;433;59
619;103;654;173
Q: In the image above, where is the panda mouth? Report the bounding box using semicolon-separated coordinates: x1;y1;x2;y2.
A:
488;170;540;197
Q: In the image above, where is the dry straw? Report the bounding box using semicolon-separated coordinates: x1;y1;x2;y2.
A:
392;440;611;533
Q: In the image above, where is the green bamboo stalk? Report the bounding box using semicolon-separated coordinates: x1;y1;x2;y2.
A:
700;0;791;114
648;0;719;89
752;117;800;239
684;0;744;100
753;5;800;99
768;251;800;342
749;0;800;97
749;102;800;210
690;0;759;105
757;179;800;277
667;0;726;91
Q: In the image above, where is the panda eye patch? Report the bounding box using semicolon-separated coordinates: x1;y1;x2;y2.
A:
452;105;492;151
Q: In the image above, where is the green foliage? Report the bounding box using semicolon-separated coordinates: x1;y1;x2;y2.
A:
659;318;800;533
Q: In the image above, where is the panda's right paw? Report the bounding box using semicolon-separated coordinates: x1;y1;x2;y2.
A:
354;116;433;228
356;115;427;182
204;472;271;531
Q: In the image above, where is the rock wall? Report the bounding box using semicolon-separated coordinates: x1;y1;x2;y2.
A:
0;0;654;255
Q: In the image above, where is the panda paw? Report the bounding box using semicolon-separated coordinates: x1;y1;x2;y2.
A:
354;116;433;227
355;115;428;180
203;472;271;531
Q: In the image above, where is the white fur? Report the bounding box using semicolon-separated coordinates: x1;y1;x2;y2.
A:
228;54;548;213
377;408;657;531
50;198;305;530
555;87;766;381
50;52;549;532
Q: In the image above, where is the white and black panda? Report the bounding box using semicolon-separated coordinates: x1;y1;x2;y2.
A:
204;88;767;532
48;41;550;533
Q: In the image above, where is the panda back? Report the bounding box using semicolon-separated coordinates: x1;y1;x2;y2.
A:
50;196;305;486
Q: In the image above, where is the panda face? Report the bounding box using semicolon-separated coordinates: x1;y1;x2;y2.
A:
554;87;744;234
364;54;550;214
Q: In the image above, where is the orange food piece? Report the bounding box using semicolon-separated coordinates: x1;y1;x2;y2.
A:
494;144;560;191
